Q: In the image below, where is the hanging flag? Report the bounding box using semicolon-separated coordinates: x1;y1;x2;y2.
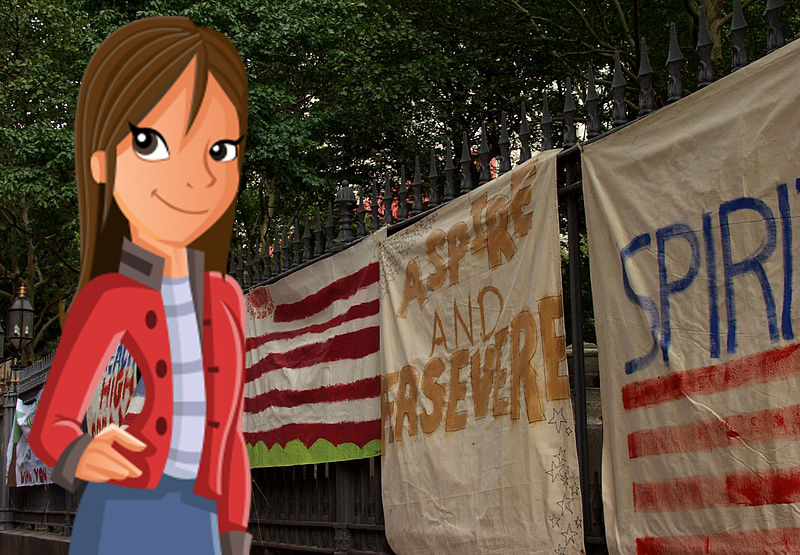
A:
244;229;386;467
11;390;52;486
582;38;800;554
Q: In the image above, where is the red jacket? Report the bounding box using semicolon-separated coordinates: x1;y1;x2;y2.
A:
29;248;250;538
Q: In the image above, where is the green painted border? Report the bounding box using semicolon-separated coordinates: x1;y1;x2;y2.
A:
247;439;381;467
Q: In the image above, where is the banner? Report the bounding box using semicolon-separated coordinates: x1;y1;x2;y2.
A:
244;228;386;467
380;152;583;554
10;390;52;486
582;39;800;554
86;342;138;436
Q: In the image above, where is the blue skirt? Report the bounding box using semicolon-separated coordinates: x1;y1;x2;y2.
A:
70;475;221;555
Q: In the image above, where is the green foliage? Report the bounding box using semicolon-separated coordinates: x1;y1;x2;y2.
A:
0;0;797;359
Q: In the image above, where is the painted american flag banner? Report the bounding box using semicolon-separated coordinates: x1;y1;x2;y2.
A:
582;39;800;554
380;151;584;554
243;228;386;467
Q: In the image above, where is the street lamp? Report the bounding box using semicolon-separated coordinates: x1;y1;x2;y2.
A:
1;286;34;521
7;286;34;353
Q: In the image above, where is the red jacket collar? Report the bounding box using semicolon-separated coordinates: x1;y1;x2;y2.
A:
118;237;206;336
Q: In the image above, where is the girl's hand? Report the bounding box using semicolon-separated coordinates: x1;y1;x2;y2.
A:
75;424;147;482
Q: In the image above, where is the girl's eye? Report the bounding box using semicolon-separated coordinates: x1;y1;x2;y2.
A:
129;123;169;161
209;141;237;162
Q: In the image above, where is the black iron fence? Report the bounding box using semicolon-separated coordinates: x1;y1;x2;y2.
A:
2;2;793;553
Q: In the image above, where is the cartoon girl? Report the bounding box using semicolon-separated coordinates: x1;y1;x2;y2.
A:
28;17;251;555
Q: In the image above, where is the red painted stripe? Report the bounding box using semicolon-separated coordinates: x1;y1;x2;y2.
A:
636;527;800;554
272;262;379;323
245;299;379;351
628;404;800;459
246;326;379;383
622;343;800;411
245;419;381;449
245;375;380;413
633;465;800;512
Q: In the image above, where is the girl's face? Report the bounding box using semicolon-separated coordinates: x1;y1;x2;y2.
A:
95;59;241;248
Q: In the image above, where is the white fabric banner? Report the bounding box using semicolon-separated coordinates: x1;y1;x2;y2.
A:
13;390;52;486
380;151;584;554
583;40;800;554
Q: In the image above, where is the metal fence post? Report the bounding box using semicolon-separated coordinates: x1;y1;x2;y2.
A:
563;155;592;538
0;361;18;525
334;462;356;554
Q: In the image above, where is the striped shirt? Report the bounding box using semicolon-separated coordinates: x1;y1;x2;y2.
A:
160;274;206;479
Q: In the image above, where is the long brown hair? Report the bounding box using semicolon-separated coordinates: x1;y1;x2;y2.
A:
74;16;248;295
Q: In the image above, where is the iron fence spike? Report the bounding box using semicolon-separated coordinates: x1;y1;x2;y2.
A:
638;37;655;117
541;95;553;150
696;6;716;87
498;111;511;175
412;156;423;215
303;213;312;261
460;131;474;193
731;0;748;31
563;78;577;146
370;180;380;232
264;236;272;280
612;51;627;126
731;0;750;71
314;207;324;257
383;171;394;226
398;167;409;220
479;122;491;186
429;149;440;207
519;100;532;162
444;140;456;201
281;225;290;272
333;181;356;250
612;50;626;88
272;230;281;276
764;0;785;52
356;200;367;238
325;202;335;253
666;23;684;103
586;65;601;139
666;22;685;63
292;219;301;267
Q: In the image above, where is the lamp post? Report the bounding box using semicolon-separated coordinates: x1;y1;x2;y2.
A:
0;286;35;525
7;286;34;353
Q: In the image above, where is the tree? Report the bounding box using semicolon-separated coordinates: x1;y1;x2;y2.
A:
0;0;90;359
0;0;797;359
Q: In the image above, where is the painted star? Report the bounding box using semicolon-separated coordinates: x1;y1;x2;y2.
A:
549;513;561;528
561;523;578;546
570;482;581;496
558;492;575;516
548;407;568;433
554;546;567;555
565;426;573;436
574;517;583;530
555;447;568;465
546;460;564;483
